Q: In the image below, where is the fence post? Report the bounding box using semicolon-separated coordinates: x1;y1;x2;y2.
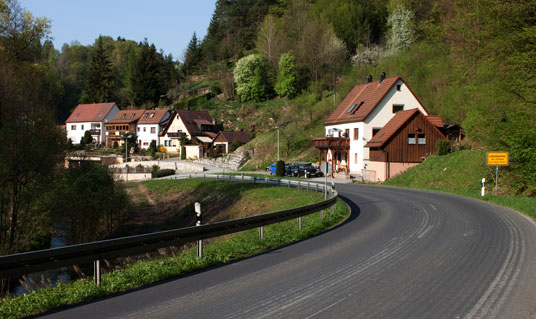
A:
259;226;264;240
298;216;302;230
195;202;203;258
93;260;101;286
242;172;244;182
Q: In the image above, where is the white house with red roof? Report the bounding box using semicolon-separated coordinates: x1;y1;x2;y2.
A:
136;109;172;149
161;110;218;156
314;74;429;176
65;103;120;145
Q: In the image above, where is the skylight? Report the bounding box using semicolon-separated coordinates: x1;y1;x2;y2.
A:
347;101;364;114
74;113;79;118
347;104;357;114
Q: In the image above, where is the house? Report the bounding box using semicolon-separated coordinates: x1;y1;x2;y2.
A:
161;110;219;157
314;74;429;176
65;103;120;145
212;131;251;154
104;109;143;148
365;109;447;181
136;109;172;150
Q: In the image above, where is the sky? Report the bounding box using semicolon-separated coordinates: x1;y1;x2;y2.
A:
19;0;216;61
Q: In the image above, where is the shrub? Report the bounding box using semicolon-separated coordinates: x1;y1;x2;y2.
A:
151;169;176;178
159;146;167;153
436;139;450;155
276;160;285;177
180;146;186;160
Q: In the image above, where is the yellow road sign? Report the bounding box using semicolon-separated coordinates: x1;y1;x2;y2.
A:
487;152;509;166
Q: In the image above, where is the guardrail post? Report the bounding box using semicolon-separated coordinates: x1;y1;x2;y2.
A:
242;173;244;182
93;260;101;286
288;180;290;188
298;216;302;230
259;226;264;240
265;177;268;184
195;202;203;258
298;181;301;190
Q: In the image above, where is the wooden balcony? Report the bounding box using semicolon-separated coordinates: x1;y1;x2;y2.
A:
313;137;350;149
168;132;186;138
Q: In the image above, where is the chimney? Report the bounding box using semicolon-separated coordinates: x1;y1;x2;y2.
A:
379;72;386;83
366;75;373;84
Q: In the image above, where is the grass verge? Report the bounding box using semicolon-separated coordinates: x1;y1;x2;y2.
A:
0;181;349;318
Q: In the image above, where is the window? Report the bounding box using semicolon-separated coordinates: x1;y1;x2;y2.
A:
418;134;426;144
143;142;148;146
149;113;155;118
81;124;84;130
130;113;136;119
143;127;146;132
396;84;402;91
344;129;349;138
354;128;359;140
74;113;80;118
393;104;404;113
151;127;156;134
121;114;126;119
137;127;140;132
71;125;76;130
408;134;416;144
347;101;364;114
144;113;149;119
354;153;358;164
372;128;381;137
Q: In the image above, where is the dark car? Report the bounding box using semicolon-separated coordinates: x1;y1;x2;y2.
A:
285;164;299;177
298;163;321;178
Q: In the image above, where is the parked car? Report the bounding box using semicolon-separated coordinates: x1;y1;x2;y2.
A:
285;163;299;177
268;163;277;175
298;163;322;178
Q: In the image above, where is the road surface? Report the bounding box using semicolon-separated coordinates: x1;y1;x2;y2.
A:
42;184;536;318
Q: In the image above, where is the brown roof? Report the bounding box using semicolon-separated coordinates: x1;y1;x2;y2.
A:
426;115;444;127
66;103;117;123
138;109;171;124
176;110;215;135
108;110;144;124
214;131;251;144
365;109;420;148
325;76;427;125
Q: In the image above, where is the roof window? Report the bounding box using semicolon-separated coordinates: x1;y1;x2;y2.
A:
347;101;364;114
144;113;149;119
150;113;155;118
121;114;126;119
74;113;79;118
130;113;136;119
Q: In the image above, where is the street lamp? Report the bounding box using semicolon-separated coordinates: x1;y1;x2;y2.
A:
122;133;132;181
275;125;279;161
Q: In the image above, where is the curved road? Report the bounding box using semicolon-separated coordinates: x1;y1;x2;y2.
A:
43;184;536;318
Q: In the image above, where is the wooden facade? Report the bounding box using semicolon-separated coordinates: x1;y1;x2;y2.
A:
368;111;446;163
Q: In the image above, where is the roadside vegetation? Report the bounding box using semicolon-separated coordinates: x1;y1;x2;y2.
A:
0;180;349;318
383;150;536;219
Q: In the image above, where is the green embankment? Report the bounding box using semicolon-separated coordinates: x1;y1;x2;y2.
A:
0;180;349;319
383;150;536;219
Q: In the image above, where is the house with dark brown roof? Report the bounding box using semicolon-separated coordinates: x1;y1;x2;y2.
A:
212;131;251;154
160;110;219;157
104;109;143;148
365;109;446;181
136;109;172;149
314;74;429;177
65;103;120;145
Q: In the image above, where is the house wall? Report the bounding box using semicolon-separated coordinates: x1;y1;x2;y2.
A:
213;141;228;153
380;113;446;163
137;124;160;149
325;79;427;173
185;145;202;160
367;161;419;182
67;121;93;144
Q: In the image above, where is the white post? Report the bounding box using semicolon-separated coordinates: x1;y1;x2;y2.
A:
495;165;498;195
259;226;264;240
481;178;486;197
93;260;101;286
195;202;203;258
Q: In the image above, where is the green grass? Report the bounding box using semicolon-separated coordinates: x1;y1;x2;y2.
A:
383;150;536;219
0;181;349;318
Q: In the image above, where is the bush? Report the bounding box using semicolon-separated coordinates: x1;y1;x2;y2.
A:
276;160;285;177
180;146;186;160
151;169;176;178
436;139;450;155
159;146;167;153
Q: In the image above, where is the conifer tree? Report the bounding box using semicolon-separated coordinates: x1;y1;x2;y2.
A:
130;39;166;107
183;32;202;76
82;36;114;103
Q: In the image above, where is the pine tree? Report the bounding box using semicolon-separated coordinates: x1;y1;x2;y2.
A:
130;39;166;107
82;36;114;103
183;32;202;76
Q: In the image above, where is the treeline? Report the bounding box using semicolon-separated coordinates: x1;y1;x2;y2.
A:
0;0;130;296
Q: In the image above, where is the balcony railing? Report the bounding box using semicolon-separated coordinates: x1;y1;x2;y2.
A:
89;129;101;135
168;132;186;138
313;137;350;149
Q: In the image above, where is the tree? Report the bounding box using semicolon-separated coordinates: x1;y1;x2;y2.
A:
234;54;272;102
275;53;297;97
183;32;202;76
386;5;416;54
80;36;114;103
256;14;282;68
276;160;285;177
80;130;93;146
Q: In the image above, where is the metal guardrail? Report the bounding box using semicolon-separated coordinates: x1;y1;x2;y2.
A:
0;174;337;279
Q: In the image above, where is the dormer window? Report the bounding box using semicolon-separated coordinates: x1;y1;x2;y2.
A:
130;113;136;119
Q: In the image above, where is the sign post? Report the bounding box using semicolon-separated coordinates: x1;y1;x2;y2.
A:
195;202;202;258
486;152;509;195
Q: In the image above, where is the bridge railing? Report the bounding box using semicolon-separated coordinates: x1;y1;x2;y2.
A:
0;174;337;281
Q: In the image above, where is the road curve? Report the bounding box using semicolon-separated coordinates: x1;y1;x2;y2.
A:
42;184;536;318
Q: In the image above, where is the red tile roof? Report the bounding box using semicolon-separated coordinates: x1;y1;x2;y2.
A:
365;109;420;148
325;76;428;125
108;110;144;124
214;131;251;144
65;103;117;123
138;109;171;124
426;115;444;127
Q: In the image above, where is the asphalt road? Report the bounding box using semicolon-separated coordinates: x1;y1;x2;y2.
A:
41;184;536;318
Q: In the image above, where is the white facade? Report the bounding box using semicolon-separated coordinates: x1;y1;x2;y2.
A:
160;114;189;153
137;124;161;149
325;79;428;173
